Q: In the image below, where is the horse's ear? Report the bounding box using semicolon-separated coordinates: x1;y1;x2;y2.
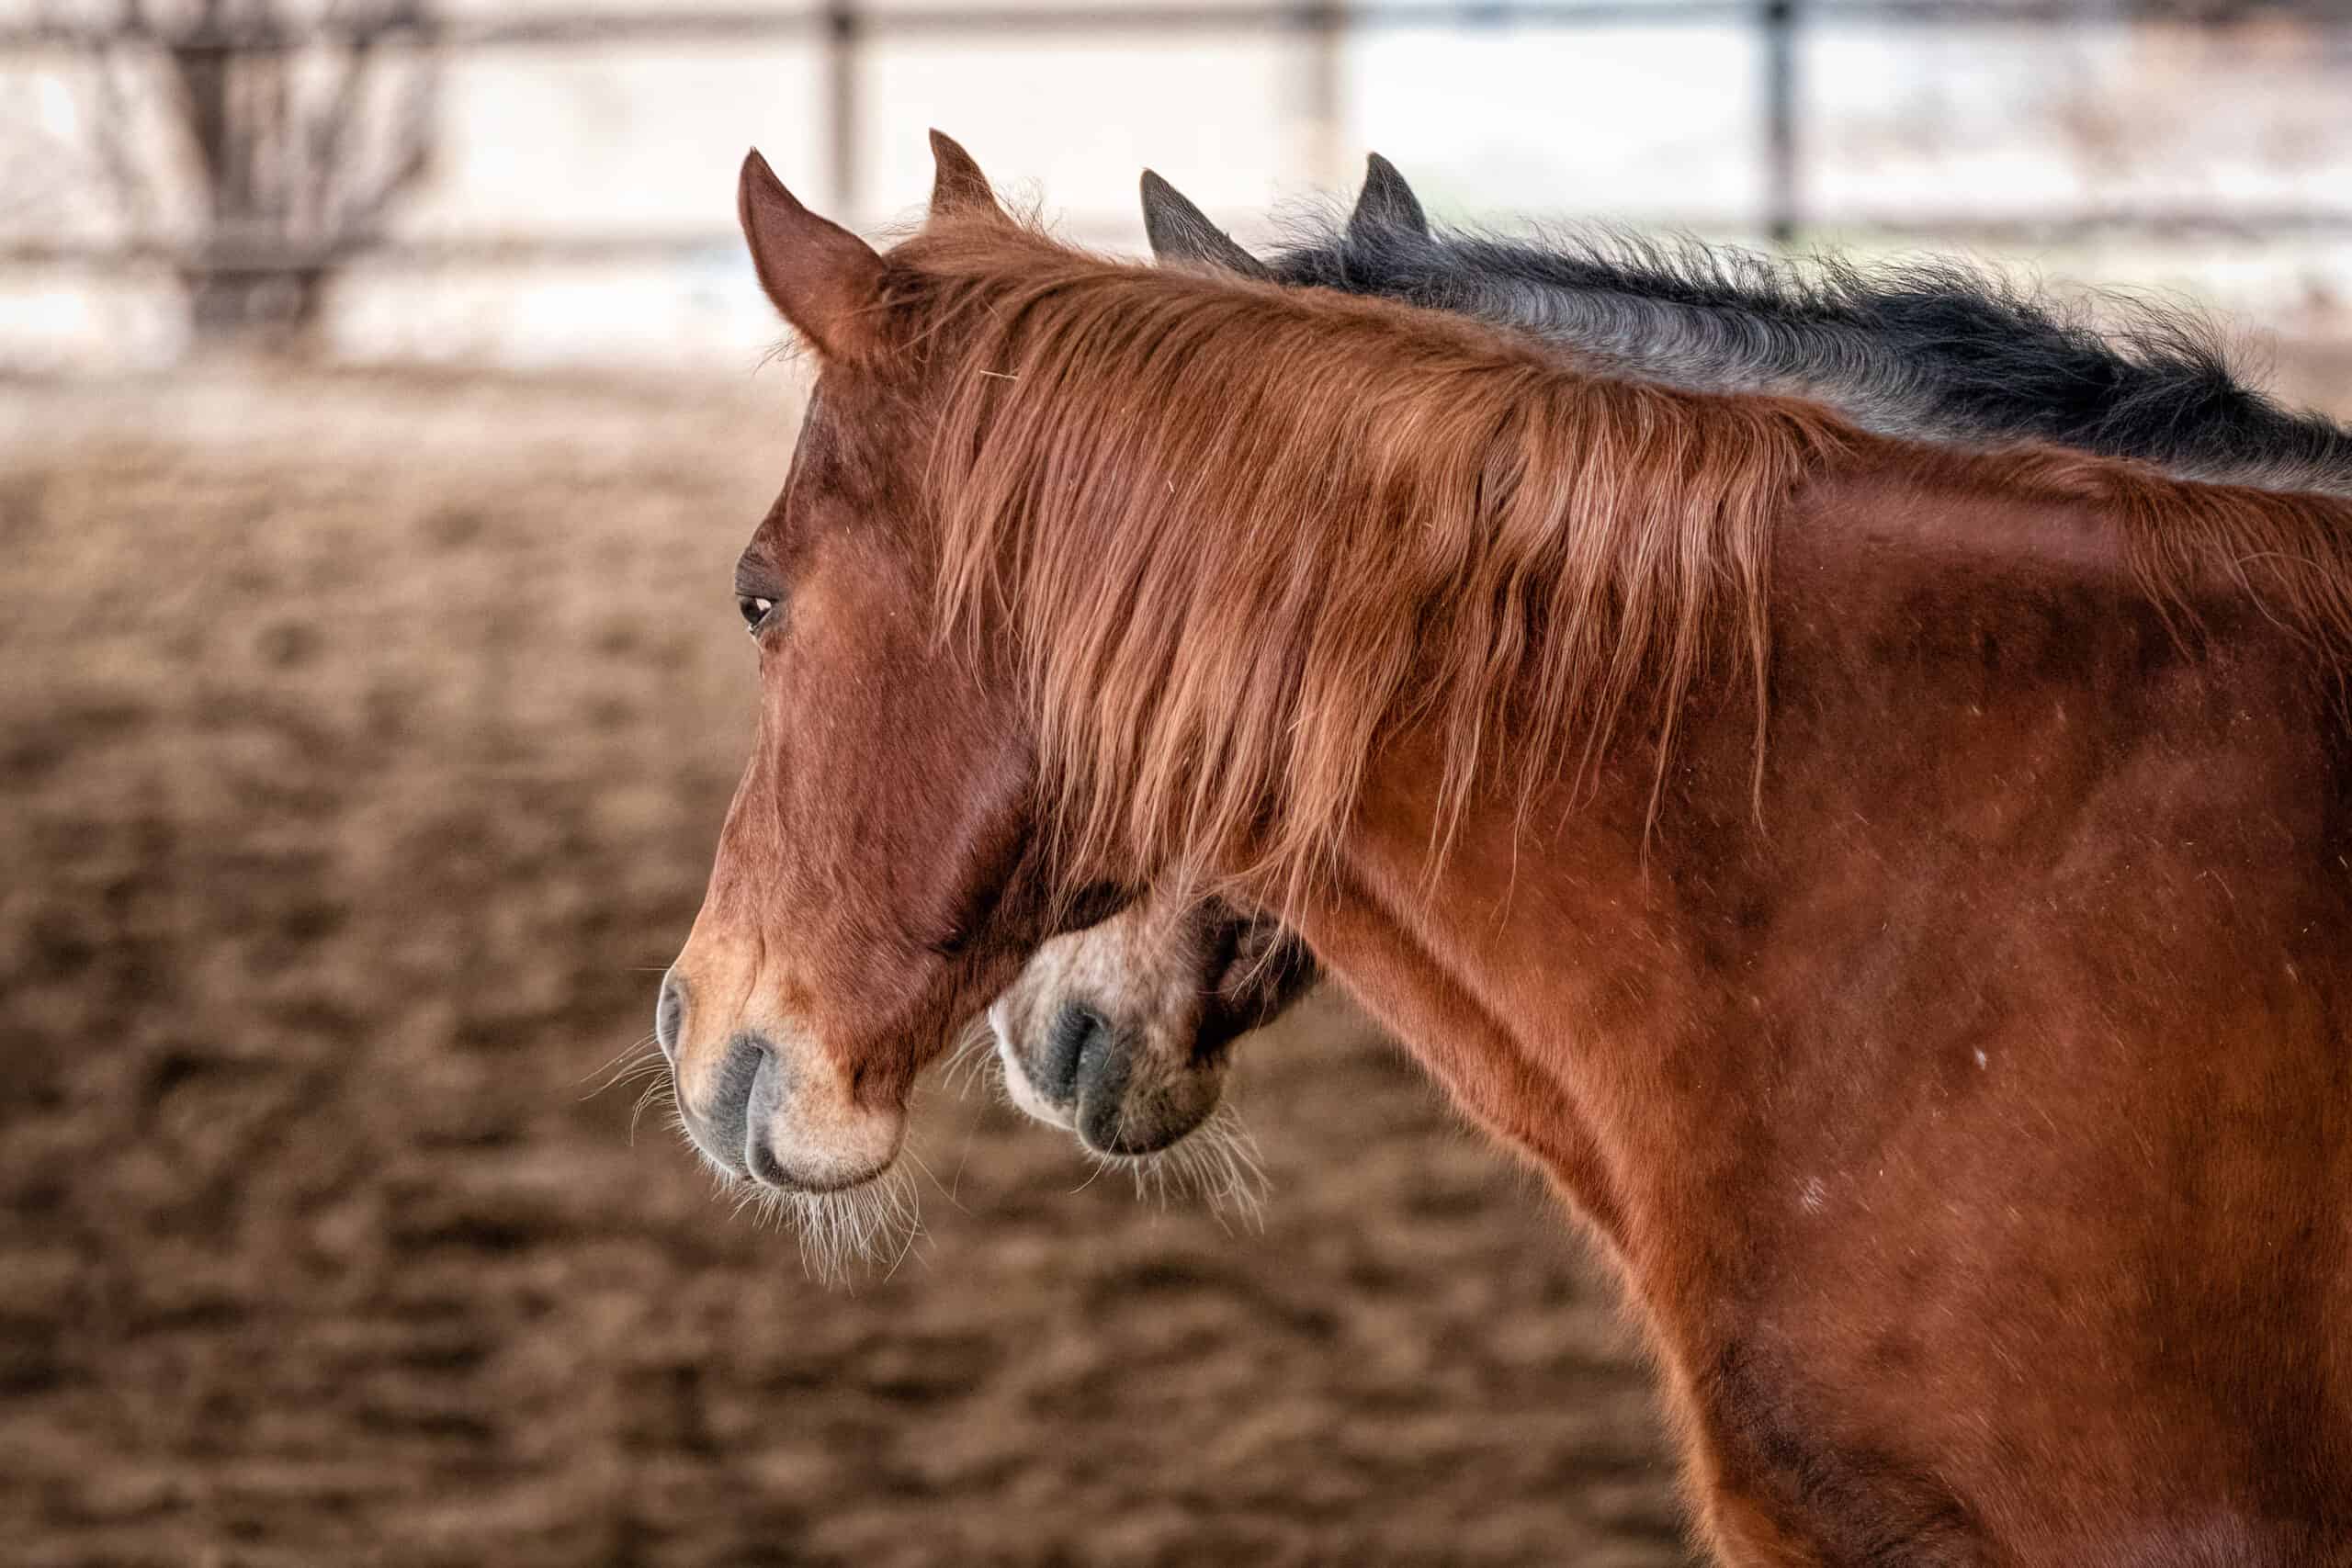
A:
927;129;1001;220
1138;171;1272;280
737;147;886;361
1349;152;1430;242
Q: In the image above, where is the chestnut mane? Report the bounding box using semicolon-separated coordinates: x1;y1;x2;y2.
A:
889;216;2352;910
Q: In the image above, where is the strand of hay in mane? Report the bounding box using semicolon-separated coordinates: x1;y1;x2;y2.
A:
897;219;2352;916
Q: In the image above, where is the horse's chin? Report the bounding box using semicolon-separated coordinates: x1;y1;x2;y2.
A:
739;1075;908;1196
704;1127;924;1287
1072;1091;1219;1159
686;1126;902;1198
741;1152;899;1196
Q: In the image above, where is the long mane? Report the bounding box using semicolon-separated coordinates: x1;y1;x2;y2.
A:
887;217;2352;909
1272;216;2352;499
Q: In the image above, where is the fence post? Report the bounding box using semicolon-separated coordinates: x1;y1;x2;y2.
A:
1762;0;1797;245
825;0;860;220
1300;0;1343;191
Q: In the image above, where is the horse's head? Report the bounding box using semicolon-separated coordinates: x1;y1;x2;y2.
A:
965;159;1430;1166
658;136;1077;1198
660;139;1448;1208
988;893;1317;1156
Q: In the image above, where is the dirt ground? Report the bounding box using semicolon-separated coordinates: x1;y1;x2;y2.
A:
0;367;1692;1568
11;350;2352;1568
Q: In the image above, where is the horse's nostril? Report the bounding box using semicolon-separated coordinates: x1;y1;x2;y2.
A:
1073;1032;1139;1154
742;1045;790;1186
1037;1003;1105;1104
677;1031;768;1178
655;973;688;1064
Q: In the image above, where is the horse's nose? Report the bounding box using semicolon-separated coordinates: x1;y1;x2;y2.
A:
1068;1009;1147;1153
655;971;688;1065
740;1046;802;1190
1037;1002;1107;1105
676;1031;767;1179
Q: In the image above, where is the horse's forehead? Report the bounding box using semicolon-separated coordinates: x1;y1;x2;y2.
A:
744;384;847;568
758;374;908;552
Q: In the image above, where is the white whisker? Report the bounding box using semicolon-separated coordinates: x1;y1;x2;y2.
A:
1077;1101;1268;1228
903;1143;968;1216
628;1075;674;1145
693;1154;926;1290
938;1011;1001;1099
578;1032;667;1098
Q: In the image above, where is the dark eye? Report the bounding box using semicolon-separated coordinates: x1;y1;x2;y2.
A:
738;595;776;634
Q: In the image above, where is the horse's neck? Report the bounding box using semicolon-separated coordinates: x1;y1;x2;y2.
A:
1293;728;1706;1266
1290;462;2352;1269
1275;465;2352;1554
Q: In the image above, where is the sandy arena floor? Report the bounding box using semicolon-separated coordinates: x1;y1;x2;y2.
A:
10;348;2348;1565
1;367;1697;1568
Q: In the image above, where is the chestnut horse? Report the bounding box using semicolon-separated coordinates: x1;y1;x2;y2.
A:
659;135;2352;1561
992;154;2352;1164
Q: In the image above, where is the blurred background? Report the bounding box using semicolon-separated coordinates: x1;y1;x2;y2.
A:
4;3;2349;1564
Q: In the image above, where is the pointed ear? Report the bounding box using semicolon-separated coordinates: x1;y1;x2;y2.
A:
737;148;886;360
1349;152;1430;242
1138;171;1272;281
927;129;1001;220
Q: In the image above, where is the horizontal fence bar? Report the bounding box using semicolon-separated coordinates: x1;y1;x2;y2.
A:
6;0;2348;51
17;206;2352;272
10;1;2347;293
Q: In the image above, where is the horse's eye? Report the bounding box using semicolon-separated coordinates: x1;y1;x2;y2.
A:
739;595;776;634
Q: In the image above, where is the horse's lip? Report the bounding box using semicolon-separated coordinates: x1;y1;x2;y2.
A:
1073;1117;1192;1159
740;1153;890;1195
1073;1079;1216;1158
734;1049;903;1194
741;1120;899;1195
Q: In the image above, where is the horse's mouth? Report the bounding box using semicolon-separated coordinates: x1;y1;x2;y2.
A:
672;1031;909;1198
742;1143;894;1196
989;1005;1227;1158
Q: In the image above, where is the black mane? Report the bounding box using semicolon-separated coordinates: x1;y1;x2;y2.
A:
1267;214;2352;496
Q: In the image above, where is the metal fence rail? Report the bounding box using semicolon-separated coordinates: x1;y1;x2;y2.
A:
7;0;2351;276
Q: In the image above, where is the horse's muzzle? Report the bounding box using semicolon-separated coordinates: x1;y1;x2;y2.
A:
1013;999;1208;1157
676;1031;764;1179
